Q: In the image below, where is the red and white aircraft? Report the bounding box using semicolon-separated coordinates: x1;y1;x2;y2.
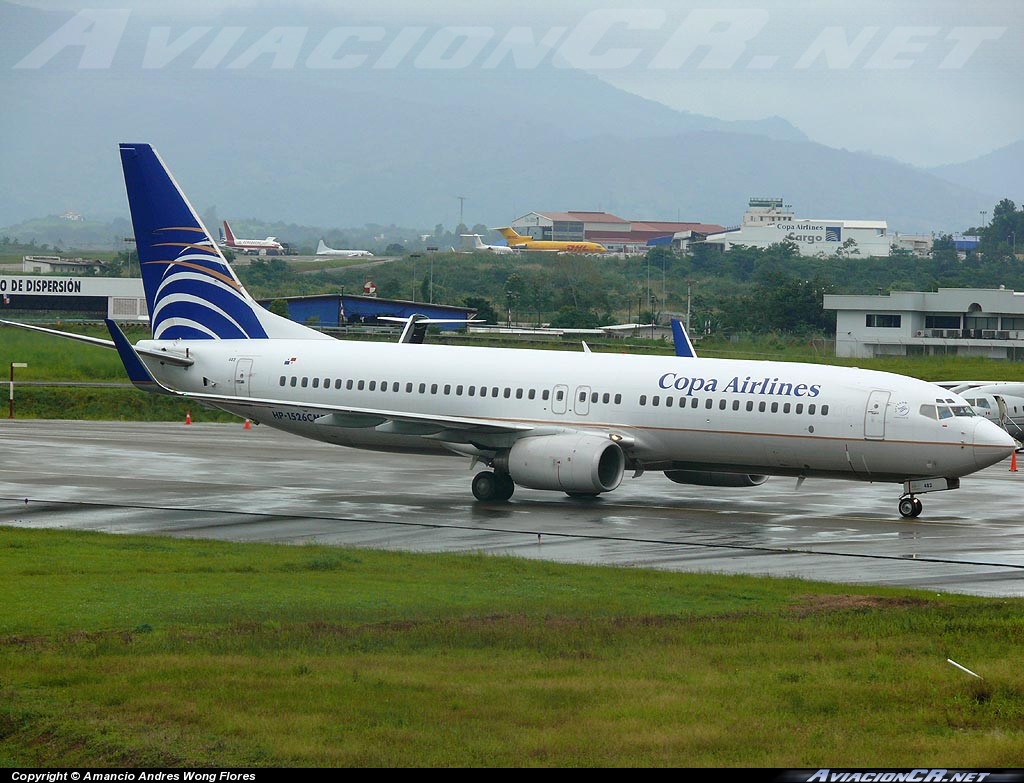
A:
221;220;284;255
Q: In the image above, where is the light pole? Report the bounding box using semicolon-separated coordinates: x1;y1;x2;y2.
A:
123;237;135;276
980;211;987;228
9;362;27;419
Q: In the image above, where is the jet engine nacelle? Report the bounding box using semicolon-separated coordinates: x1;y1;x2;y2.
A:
498;433;625;494
664;470;769;488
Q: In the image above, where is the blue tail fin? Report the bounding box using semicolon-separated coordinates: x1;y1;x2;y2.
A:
118;143;325;342
670;318;697;358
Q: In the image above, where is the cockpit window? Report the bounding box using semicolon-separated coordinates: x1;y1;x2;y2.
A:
942;397;975;417
919;404;937;420
937;406;954;420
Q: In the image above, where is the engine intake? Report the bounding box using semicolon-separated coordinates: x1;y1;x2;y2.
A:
664;470;769;488
497;433;625;494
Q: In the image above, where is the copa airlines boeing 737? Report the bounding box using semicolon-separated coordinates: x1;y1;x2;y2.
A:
2;144;1016;519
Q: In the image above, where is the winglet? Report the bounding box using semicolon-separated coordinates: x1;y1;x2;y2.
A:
670;318;697;358
104;319;175;394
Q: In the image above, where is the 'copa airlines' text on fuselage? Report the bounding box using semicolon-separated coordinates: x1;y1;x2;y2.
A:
658;373;822;398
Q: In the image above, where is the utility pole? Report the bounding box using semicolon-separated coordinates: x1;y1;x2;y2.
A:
9;362;27;419
457;196;466;227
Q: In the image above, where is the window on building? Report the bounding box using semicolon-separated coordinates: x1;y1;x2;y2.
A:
866;314;901;328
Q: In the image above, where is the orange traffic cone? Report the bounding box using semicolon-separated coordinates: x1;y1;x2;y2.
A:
1011;450;1018;472
244;419;251;430
185;410;192;425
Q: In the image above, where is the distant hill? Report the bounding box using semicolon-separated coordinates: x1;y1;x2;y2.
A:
928;140;1024;205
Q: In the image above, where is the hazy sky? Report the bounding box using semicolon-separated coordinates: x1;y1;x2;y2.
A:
8;0;1021;167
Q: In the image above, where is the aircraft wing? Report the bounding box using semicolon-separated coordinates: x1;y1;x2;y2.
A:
1;319;194;367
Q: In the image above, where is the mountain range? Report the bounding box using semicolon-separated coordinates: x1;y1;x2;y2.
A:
1;3;1018;238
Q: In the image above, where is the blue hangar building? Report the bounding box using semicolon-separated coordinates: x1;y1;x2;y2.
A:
256;293;477;332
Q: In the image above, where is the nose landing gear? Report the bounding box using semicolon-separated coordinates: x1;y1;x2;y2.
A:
898;494;923;518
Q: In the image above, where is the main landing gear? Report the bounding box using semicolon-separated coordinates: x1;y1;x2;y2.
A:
898;494;923;519
472;470;515;502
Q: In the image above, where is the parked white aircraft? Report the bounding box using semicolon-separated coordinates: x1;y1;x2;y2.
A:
459;234;513;255
1;143;1016;519
316;239;374;258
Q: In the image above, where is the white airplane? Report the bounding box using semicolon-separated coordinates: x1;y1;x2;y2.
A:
316;239;374;258
221;220;285;255
1;143;1016;519
460;234;513;255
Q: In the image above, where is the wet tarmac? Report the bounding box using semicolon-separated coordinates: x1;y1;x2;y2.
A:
2;419;1023;597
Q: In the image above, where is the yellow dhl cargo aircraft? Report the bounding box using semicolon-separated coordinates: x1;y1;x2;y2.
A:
493;227;606;253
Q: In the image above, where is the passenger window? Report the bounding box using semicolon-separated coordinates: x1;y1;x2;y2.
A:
705;398;713;409
456;385;464;395
431;384;438;394
771;402;779;413
821;405;829;416
719;399;727;410
732;400;740;411
602;393;609;404
783;403;791;414
746;401;753;411
468;386;475;396
529;389;536;400
406;382;413;393
301;377;309;388
614;394;621;404
504;388;511;398
759;401;766;412
368;381;376;391
555;390;564;401
419;383;426;394
579;390;587;402
357;380;364;390
444;384;451;395
279;376;286;386
652;396;660;407
335;380;343;389
666;397;673;408
313;378;320;388
324;378;330;388
795;403;803;414
808;403;816;415
590;392;597;403
640;395;647;406
290;377;297;387
691;398;698;409
393;382;400;392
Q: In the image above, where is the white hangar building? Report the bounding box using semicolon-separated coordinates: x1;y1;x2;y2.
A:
700;197;891;258
824;287;1024;360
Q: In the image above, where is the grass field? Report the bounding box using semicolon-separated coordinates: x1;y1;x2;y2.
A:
1;527;1022;767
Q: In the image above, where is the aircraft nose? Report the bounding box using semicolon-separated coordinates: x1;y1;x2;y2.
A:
972;417;1018;470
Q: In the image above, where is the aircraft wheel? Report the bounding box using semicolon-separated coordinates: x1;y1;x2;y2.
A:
495;473;516;501
472;471;501;502
898;497;917;519
911;497;923;518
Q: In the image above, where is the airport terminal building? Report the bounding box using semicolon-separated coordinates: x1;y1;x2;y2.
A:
699;197;891;257
825;287;1024;360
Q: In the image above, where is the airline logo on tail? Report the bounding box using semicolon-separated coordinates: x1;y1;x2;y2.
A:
119;144;271;340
